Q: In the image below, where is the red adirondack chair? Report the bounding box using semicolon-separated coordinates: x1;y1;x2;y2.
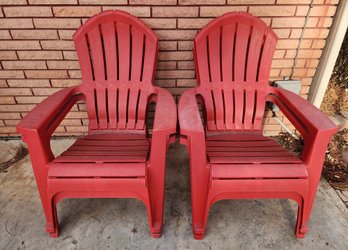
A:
16;10;176;238
178;12;337;239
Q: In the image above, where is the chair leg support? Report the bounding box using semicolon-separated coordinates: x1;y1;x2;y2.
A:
45;198;59;238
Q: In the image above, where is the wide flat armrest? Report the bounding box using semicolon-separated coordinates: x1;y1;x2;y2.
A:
152;87;177;135
178;88;204;136
17;86;83;137
268;87;337;138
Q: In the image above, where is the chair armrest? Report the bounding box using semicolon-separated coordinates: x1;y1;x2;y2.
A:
152;87;177;136
267;87;337;167
267;87;337;140
17;86;84;141
178;88;204;136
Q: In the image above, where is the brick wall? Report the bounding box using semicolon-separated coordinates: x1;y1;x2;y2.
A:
0;0;339;136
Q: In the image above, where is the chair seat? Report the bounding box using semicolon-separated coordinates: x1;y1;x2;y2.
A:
206;132;307;179
49;132;150;178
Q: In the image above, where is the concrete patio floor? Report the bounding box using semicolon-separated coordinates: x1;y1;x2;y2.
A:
0;139;347;249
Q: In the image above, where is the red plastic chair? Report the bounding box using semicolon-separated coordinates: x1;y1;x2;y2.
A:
16;10;176;238
178;12;337;239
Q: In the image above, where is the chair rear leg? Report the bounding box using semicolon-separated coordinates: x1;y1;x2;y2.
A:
45;197;59;238
295;196;311;238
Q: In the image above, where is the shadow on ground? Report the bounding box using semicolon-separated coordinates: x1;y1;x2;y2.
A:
0;140;347;249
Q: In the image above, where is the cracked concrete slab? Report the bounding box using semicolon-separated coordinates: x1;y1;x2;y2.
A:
0;139;347;249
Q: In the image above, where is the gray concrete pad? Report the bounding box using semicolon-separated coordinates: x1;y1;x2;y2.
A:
0;139;347;249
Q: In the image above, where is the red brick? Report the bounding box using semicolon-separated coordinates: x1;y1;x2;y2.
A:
0;127;17;134
17;51;63;60
153;7;198;17
25;70;68;79
15;96;46;104
4;7;53;17
200;6;247;17
249;6;296;16
0;71;25;79
47;61;80;70
271;59;294;68
0;104;36;112
273;29;290;39
0;0;27;4
142;19;177;29
154;79;176;88
303;29;329;39
0;113;21;119
156;70;195;79
0;30;11;39
3;120;21;126
273;50;286;58
276;40;300;49
177;79;196;87
53;6;101;17
41;40;75;50
7;79;50;87
34;18;81;28
29;0;77;4
65;126;88;133
2;61;47;70
277;0;310;3
0;51;17;60
0;41;41;50
0;97;16;104
159;41;177;51
178;18;212;29
63;51;78;60
178;41;194;50
51;79;81;87
130;0;175;4
58;30;75;40
60;119;82;126
311;40;326;49
272;18;305;28
68;70;82;78
181;0;225;4
32;88;62;95
102;6;150;17
0;80;8;87
0;87;32;96
158;51;193;61
11;30;59;40
156;62;177;70
178;61;195;70
156;30;197;40
66;111;88;119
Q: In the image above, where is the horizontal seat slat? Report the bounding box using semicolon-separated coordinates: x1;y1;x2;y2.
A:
48;163;145;177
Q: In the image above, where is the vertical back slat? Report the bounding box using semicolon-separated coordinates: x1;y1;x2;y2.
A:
195;38;210;84
131;28;144;82
221;24;235;83
201;92;216;130
208;29;221;83
223;87;234;129
117;22;131;82
234;22;249;82
243;88;255;130
135;91;149;130
88;24;108;129
233;88;243;129
246;23;265;82
258;32;277;83
141;35;156;83
212;89;225;130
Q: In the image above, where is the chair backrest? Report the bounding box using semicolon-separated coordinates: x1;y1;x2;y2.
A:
74;10;158;131
194;12;278;131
